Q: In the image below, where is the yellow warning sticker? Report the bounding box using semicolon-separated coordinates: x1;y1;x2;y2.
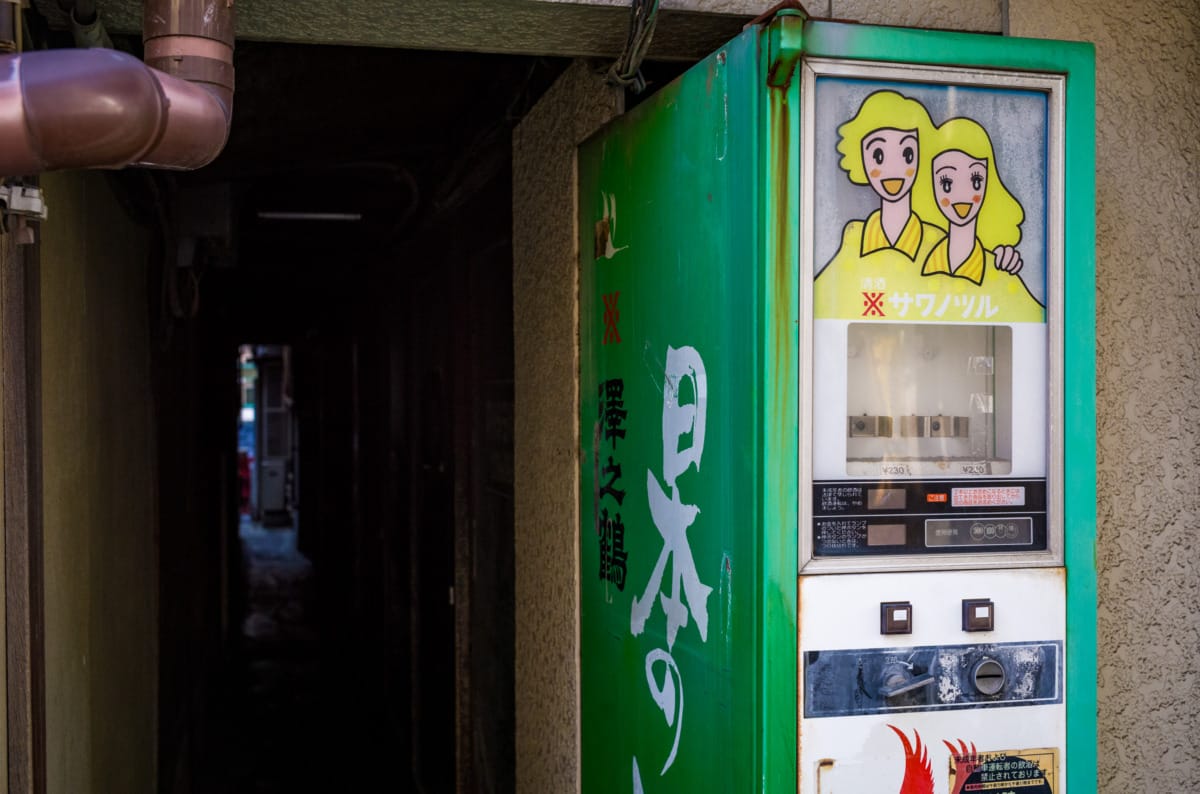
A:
948;746;1057;794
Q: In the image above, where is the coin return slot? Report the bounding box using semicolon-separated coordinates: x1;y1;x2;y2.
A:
972;658;1006;695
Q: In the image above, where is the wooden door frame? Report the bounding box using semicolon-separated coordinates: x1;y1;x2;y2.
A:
2;223;45;794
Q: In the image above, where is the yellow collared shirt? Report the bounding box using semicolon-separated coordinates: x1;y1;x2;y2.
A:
816;223;1045;323
921;235;986;284
861;210;924;260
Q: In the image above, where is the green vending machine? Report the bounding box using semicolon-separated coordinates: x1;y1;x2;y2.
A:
579;8;1096;793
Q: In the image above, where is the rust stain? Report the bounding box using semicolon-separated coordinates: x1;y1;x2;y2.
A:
768;84;795;517
766;22;804;90
770;88;791;374
816;759;835;792
767;55;793;90
594;217;610;260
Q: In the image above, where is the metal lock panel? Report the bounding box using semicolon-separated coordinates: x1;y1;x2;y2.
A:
848;414;892;437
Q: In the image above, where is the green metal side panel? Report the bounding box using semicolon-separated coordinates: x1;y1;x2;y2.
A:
578;19;800;793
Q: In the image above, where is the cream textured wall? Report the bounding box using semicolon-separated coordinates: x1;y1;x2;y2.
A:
1009;2;1200;789
830;0;1000;32
512;62;623;794
40;172;158;794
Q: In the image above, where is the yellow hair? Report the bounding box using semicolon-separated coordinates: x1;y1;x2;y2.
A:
916;116;1024;248
836;90;935;187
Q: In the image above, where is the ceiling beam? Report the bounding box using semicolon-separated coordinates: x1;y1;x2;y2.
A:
43;0;764;60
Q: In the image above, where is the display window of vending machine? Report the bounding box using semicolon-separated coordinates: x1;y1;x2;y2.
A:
579;9;1095;792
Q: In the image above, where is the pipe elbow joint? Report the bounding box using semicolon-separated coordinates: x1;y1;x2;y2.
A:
138;69;232;169
0;0;235;177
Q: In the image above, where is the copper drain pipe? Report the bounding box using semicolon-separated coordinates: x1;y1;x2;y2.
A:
0;0;233;175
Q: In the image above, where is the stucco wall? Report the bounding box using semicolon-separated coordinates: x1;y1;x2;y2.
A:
39;171;157;794
512;62;623;794
830;0;1000;31
1008;2;1200;789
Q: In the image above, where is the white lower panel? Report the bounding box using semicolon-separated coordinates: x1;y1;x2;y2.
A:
802;708;1062;794
799;569;1066;794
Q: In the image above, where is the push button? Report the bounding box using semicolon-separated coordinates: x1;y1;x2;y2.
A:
962;598;995;632
880;601;913;635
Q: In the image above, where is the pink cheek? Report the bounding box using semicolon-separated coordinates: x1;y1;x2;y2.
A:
972;195;981;204
869;168;881;178
941;198;950;207
905;168;914;177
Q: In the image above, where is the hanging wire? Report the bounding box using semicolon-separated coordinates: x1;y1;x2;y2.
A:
606;0;659;95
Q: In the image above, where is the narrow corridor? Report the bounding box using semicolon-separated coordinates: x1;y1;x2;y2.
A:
204;517;328;793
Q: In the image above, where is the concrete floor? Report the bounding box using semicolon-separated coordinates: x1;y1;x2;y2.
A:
196;513;405;792
203;517;326;793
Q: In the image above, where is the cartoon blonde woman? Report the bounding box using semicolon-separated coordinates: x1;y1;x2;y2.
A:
918;117;1044;320
823;90;939;270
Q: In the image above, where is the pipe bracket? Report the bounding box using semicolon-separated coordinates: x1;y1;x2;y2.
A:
0;183;47;222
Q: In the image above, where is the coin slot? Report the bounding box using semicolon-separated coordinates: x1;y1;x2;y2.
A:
972;658;1006;695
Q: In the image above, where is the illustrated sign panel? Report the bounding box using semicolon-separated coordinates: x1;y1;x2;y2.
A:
806;60;1063;561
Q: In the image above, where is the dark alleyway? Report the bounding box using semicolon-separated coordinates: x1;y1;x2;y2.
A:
149;42;533;791
203;517;323;793
201;516;400;793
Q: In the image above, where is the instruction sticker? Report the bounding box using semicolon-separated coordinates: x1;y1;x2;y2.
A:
949;747;1058;794
951;486;1026;508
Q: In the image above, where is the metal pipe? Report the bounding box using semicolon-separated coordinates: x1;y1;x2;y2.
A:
73;0;97;25
70;5;114;50
0;0;234;176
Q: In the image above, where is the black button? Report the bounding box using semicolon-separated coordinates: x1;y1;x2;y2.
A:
962;598;995;632
880;601;913;635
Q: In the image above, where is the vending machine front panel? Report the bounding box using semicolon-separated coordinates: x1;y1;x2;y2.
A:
797;52;1084;794
803;59;1065;573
